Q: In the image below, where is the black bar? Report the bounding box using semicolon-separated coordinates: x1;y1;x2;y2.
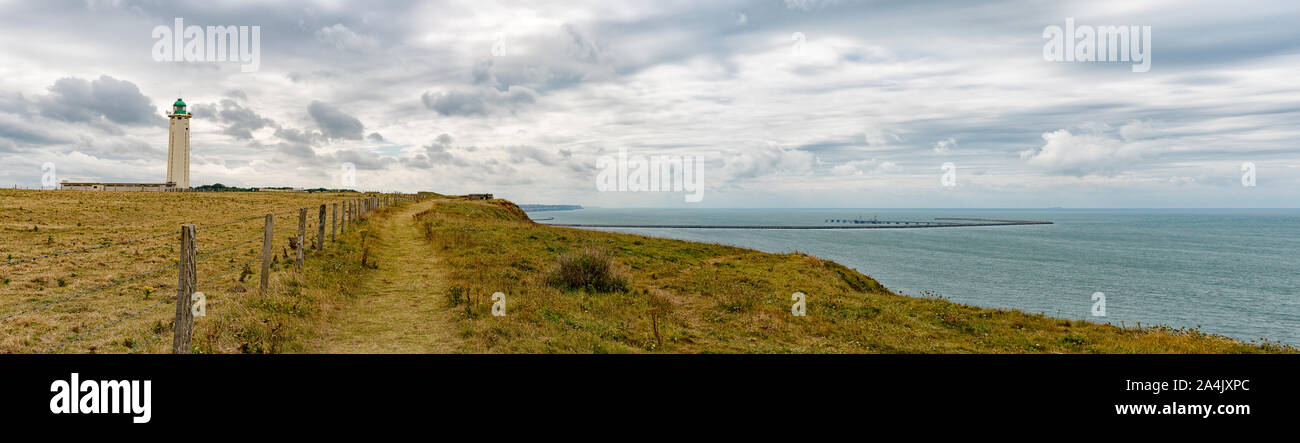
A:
1;354;1293;429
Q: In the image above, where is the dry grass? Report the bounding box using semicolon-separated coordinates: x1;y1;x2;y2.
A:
416;198;1294;354
0;189;371;353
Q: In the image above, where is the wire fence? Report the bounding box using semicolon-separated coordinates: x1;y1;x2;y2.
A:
0;229;181;268
0;195;420;354
43;256;259;353
0;208;302;269
0;260;178;321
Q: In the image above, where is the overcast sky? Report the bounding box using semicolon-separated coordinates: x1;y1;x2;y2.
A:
1;0;1297;207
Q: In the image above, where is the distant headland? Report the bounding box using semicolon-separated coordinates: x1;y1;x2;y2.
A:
518;204;584;212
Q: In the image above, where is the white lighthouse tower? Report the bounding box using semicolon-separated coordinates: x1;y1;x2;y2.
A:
166;98;192;189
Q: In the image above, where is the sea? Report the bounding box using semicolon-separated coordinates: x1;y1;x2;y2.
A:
536;208;1300;346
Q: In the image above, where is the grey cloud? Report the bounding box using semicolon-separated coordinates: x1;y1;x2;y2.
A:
194;99;276;140
421;86;538;116
0;113;70;146
286;71;342;84
420;137;469;167
0;91;28;113
506;145;559;166
332;149;392;170
82;136;164;160
262;138;395;174
36;75;157;126
471;59;495;85
274;127;326;146
307;100;365;140
272;141;317;162
475;24;614;93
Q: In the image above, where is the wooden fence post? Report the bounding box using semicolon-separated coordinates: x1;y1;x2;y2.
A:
261;214;272;295
317;204;326;251
172;224;196;354
297;207;306;271
331;203;338;242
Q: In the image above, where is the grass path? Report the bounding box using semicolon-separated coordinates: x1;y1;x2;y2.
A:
304;201;460;353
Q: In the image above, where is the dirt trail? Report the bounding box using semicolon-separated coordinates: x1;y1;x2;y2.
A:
305;201;459;353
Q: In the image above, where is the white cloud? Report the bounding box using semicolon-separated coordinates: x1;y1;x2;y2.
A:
720;143;815;181
932;137;956;154
1119;120;1156;142
830;159;901;176
1020;126;1155;176
783;0;841;12
315;24;378;51
863;126;902;148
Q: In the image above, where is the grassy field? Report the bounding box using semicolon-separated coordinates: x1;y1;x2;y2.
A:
0;189;362;353
412;198;1292;353
2;189;1292;354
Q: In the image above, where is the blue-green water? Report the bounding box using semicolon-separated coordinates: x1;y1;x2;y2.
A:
539;208;1300;346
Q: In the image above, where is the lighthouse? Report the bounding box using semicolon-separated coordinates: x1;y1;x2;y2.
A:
166;98;192;188
58;98;196;191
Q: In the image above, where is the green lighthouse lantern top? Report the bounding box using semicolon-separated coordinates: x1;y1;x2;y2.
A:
172;98;187;115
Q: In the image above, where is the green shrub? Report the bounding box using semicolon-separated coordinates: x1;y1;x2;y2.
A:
547;247;628;293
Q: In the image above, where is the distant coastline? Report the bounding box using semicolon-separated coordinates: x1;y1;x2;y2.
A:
518;204;583;212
